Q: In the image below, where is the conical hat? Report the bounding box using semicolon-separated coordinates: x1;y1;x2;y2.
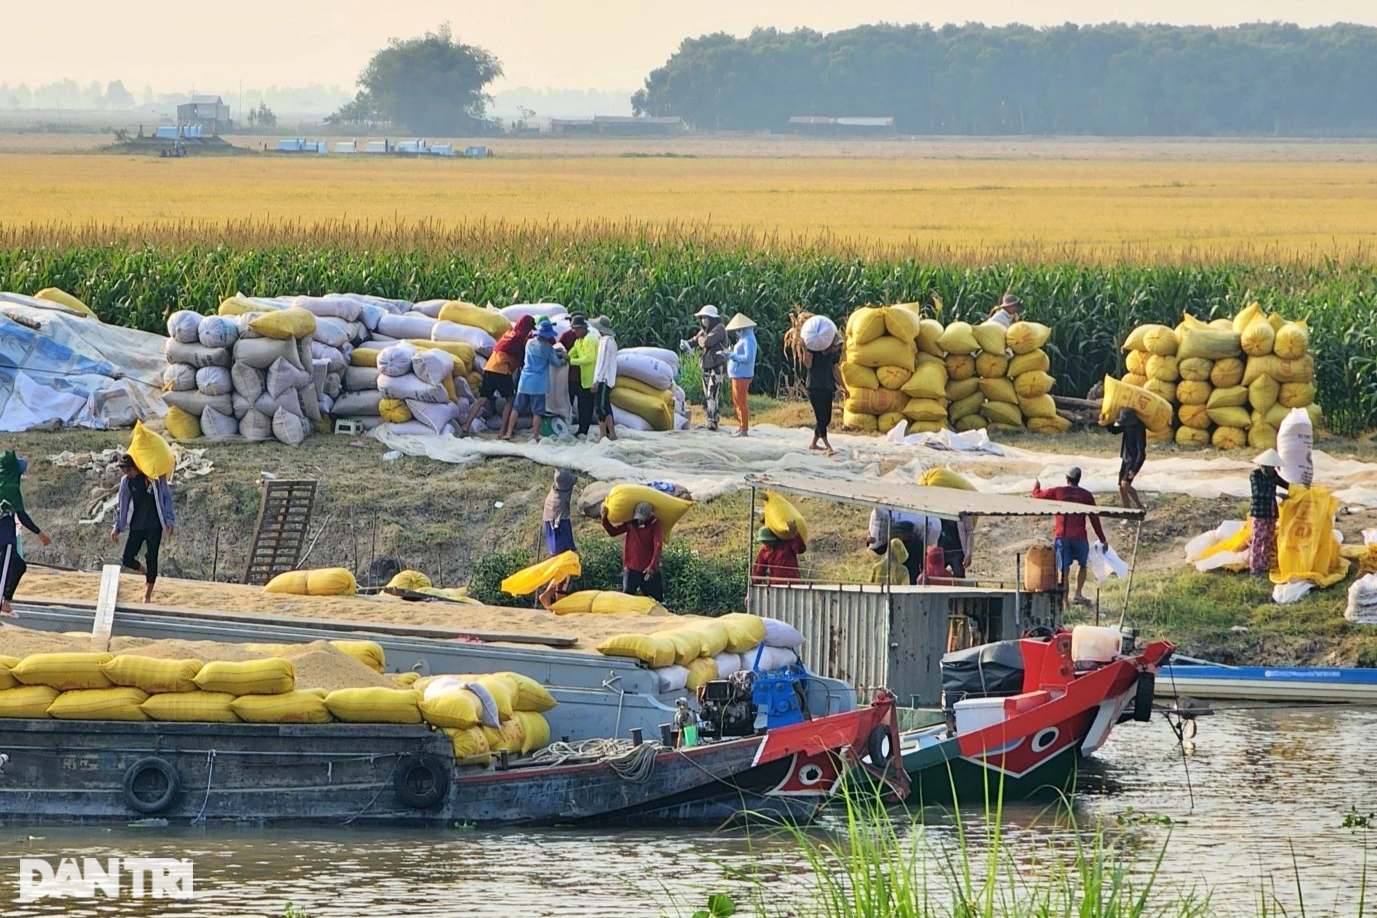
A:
725;313;756;332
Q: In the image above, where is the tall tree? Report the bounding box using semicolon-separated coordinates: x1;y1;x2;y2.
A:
332;24;502;133
104;80;135;109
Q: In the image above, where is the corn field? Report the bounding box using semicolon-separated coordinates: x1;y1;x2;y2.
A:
2;221;1374;434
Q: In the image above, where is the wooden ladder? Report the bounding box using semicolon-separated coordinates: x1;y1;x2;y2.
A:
241;478;318;585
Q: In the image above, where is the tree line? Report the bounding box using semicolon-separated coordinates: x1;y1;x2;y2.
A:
631;22;1377;136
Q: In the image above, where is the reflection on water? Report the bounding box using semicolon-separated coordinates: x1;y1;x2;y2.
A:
0;707;1371;917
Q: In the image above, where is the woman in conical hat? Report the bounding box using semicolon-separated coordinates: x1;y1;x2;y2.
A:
724;313;758;437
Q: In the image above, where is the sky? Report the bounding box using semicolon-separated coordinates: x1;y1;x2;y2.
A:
3;0;1375;95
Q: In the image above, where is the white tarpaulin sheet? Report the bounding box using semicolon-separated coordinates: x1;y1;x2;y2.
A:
0;295;167;432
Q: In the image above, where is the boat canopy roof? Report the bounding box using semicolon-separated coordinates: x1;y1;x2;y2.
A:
742;472;1146;523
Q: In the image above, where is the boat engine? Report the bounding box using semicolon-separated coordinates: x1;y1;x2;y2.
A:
697;673;758;739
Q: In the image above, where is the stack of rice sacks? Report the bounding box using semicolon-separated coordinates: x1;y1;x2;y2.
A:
840;304;928;434
596;613;806;693
418;671;557;763
372;341;465;437
612;346;688;432
1233;303;1320;451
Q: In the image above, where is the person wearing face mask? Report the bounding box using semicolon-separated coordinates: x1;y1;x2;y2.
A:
724;313;758;437
680;305;729;431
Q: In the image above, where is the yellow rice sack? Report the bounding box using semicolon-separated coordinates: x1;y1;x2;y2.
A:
379;398;412;423
1178;357;1213;382
101;656;201;694
844;386;907;416
972;322;1007;354
1244;354;1314;386
843;410;877;431
129;421;175;480
937;322;980;355
1279;382;1316;408
1121;325;1150;351
1211;358;1246;389
1240;317;1275;357
681;621;730;659
685;657;719;691
500;672;558;713
446;726;491;763
1233;302;1263;334
975;352;1008;379
846;307;888;346
1028;415;1071;434
918;468;976;491
392;671;421;687
901;362;947;400
419;689;484;729
1100;376;1172;432
410;339;476;371
1212;426;1247;450
1176;427;1211;447
1145;378;1176;404
1178;328;1241;361
324;687;422;724
47;687;149;721
262;568;357;596
1207;406;1251;428
719;613;767;654
874;365;913;391
387;570;432;592
164;405;202;440
1124;350;1149;376
1013;370;1054;399
1206;386;1248;409
917;319;946;356
1176;313;1208;334
141;691;240;723
950;392;985;419
763;490;809;541
12;653;113;691
657;630;704;667
1122;374;1148;389
232;691;333;724
0;685;60;718
1018;395;1057;420
978;377;1018;405
944;354;977;381
847;336;915;369
0;655;20;691
915;351;944;369
598;634;675;668
249;307;316;340
514;711;551;754
908;420;946;433
193;659;295;696
1007;349;1050;378
877;411;905;433
610;385;674;431
1249;374;1280;412
1263;403;1290;427
1273;322;1309;360
34;287;98;318
982;401;1023;427
904;398;948;423
1249;423;1278;451
883;306;921;342
604;485;693;535
550;590;661;615
1177;403;1211;430
953;415;986;432
1142;326;1179;356
1147;354;1179;382
482;717;527;755
1006;321;1051;355
1176;380;1211;406
946;377;981;401
328;641;386;674
438;301;511;338
470;674;518;720
841;362;880;390
350;347;380;368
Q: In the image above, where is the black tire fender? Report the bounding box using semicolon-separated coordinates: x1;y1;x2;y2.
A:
393;754;450;809
123;757;181;815
1133;672;1155;723
866;724;893;770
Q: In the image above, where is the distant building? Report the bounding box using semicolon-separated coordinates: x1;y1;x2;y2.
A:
549;116;685;136
177;95;232;135
786;116;896;135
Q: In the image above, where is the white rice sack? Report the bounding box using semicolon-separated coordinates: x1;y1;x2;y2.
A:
387;419;451;437
407;400;460;434
234;336;302;371
230;362;265;401
200;405;239;437
343;366;380;391
414;299;448;318
610;404;654;432
360;417;386;432
674;413;690;431
454;396;472;420
162;390;232;416
311;341;347;374
319;394;334;416
754;646;799;673
623;346;679;373
411;347;455;385
616;352;675;390
500;303;567;323
167;310;203;344
231;393;253;420
266;356;313;398
297;384;322;422
672;384;686;415
235;313;264;338
800;315;839;351
357;303;386;332
432;320;496;355
762;618;807;649
652;665;689;693
163;364;196;391
292;295;362;322
195;365;233;397
453;375;474;402
311;358;329;397
376;312;437;341
551;314;572;338
297;337;313;372
354;294;412;314
369;334;400;346
324;373;343;399
713;652;742;679
312;317;353;350
378;373;448;404
240;409;274;442
272;406;311;446
197;314;240;349
376;342;419;378
165;340;231;369
255;388;303;419
332;390;383;416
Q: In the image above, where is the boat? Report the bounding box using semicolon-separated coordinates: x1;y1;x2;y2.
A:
1155;656;1377;704
891;632;1174;803
0;695;903;827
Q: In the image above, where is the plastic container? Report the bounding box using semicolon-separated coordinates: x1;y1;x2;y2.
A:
1023;545;1058;592
952;696;1008;735
1071;626;1123;664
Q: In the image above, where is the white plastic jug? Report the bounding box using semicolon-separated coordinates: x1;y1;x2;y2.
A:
1071;626;1123;664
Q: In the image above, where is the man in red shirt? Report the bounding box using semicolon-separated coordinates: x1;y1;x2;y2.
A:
751;522;806;584
1032;467;1108;608
601;501;665;602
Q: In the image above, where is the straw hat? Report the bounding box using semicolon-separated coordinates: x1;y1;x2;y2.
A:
999;293;1023;311
589;316;614;336
1253;448;1283;467
725;313;756;332
694;305;720;319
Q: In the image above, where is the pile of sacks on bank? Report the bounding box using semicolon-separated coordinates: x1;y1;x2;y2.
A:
839;305;1066;435
161;294;688;443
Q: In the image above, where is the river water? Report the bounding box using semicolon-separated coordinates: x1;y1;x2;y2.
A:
0;705;1372;917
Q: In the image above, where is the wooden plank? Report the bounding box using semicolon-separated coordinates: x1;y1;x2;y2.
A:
91;564;121;651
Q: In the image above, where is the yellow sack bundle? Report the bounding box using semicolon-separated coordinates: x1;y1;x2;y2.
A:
387;570;432;592
681;620;730;658
0;655;20;691
904;398;948;423
1206;386;1248;410
937;322;980;355
349;347;380;368
1249;423;1278;451
719;613;767;654
1273;322;1309;360
1280;381;1316;408
874;365;912;391
1019;395;1057;420
1100;376;1172;432
47;687;149;721
1176;380;1212;406
1209;426;1245;451
973;322;1007;354
470;674;518;720
1006;322;1051;355
264;567;358;596
944;354;977;381
232;691;332;724
982;401;1023;427
1122;325;1151;351
324;687;422;724
846;307;888;346
1211;358;1245;389
1142;326;1179;356
392;671;421;687
1014;370;1055;399
1146;354;1179;382
919;468;976;491
141;692;239;723
550;590;662;615
218;295;273;316
610;385;674;431
1125;350;1149;377
12;652;113;691
129;421;175;480
946;376;981;401
419;688;484;729
1123;373;1148;389
329;640;386;674
656;630;704;666
249;307;316;340
952;415;986;432
513;711;551;754
438;301;511;338
917;319;946;356
194;659;295;696
841;362;880;390
685;657;719;691
1176;426;1211;447
164;405;202;440
482;717;527;755
847;336;915;369
605;484;693;535
1207;406;1251;428
1028;415;1072;434
1244;354;1314;386
763;490;808;541
446;726;491;763
844;386;907;416
877;411;905;433
1240;317;1275;357
1007;349;1050;378
883;306;921;342
975;352;1008;379
1234;302;1263;334
1145;379;1176;404
598;633;676;668
379;398;412;423
843;409;877;431
1177;327;1241;361
500;671;558;713
1249;374;1280;412
902;361;947;400
410;339;475;372
0;685;60;718
1176;313;1208;334
101;656;201;694
978;377;1018;405
1272;485;1350;586
1177;357;1213;382
34;287;98;319
949;391;985;420
501;550;582;596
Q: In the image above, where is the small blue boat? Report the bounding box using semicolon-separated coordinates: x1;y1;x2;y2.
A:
1155;656;1377;703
